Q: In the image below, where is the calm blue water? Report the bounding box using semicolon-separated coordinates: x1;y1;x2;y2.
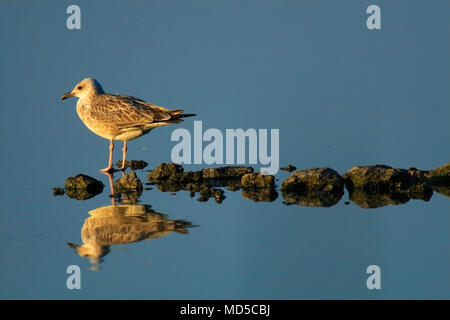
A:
0;1;449;299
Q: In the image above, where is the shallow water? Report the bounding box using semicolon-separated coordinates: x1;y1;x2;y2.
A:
0;1;449;299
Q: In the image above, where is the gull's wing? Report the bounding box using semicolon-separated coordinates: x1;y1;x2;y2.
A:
89;94;172;128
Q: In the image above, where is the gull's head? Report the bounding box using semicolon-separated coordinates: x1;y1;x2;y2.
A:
61;78;104;100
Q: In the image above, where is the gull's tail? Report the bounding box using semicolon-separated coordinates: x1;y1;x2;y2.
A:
167;109;196;123
169;109;196;119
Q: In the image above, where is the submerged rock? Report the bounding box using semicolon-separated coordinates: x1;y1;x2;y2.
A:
349;189;410;209
114;171;143;191
146;163;256;203
342;163;450;208
197;185;225;203
242;188;278;202
282;190;343;207
424;162;450;184
202;166;254;179
408;182;433;201
240;172;278;202
65;174;104;200
241;173;275;189
52;187;65;196
116;160;148;170
113;171;143;203
281;167;344;194
432;185;450;198
281;168;344;207
281;165;296;172
343;165;413;192
147;162;184;182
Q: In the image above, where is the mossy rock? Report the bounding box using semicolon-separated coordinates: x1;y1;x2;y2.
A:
348;189;410;209
432;185;450;198
281;167;344;194
113;171;143;203
52;187;65;196
343;165;413;192
116;160;148;170
201;166;253;179
241;173;275;189
281;165;296;172
424;162;450;184
147;162;184;182
242;188;278;202
408;182;433;201
65;174;104;200
282;190;343;207
196;184;225;203
113;171;143;192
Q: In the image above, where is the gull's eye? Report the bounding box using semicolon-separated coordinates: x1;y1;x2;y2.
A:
77;86;83;90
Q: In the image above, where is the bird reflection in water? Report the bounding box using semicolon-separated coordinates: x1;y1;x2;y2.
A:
67;172;195;270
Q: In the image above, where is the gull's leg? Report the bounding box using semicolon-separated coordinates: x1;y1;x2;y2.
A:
100;139;114;173
100;171;117;205
120;141;127;170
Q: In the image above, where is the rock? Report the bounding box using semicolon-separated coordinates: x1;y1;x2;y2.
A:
202;166;253;179
424;162;450;184
281;165;296;172
113;171;143;203
348;189;410;209
408;182;433;201
52;187;65;196
282;190;343;207
116;160;148;170
281;167;344;194
113;171;143;191
65;174;104;200
147;162;184;182
281;168;344;207
432;185;450;198
407;167;427;183
242;188;278;202
145;163;256;203
241;173;275;189
226;183;241;192
343;165;413;192
196;184;225;203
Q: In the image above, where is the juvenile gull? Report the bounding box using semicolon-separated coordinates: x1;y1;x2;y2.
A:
61;78;195;172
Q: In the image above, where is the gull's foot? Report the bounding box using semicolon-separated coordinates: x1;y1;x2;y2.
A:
100;167;116;173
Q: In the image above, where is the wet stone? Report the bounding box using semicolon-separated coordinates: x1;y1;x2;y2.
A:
282;190;343;207
424;162;450;184
281;167;344;194
147;162;184;182
113;171;143;192
116;160;148;170
242;188;278;202
113;171;143;204
348;189;410;209
343;165;413;192
241;173;275;189
52;187;65;196
281;168;344;207
65;174;104;200
281;165;296;172
201;166;254;179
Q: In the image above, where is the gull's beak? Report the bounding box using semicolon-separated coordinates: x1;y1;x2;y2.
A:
60;91;74;100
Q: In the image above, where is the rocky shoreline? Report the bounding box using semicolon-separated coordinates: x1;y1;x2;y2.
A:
53;161;449;208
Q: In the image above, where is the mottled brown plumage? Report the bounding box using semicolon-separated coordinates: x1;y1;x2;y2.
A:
67;204;193;265
61;78;195;171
